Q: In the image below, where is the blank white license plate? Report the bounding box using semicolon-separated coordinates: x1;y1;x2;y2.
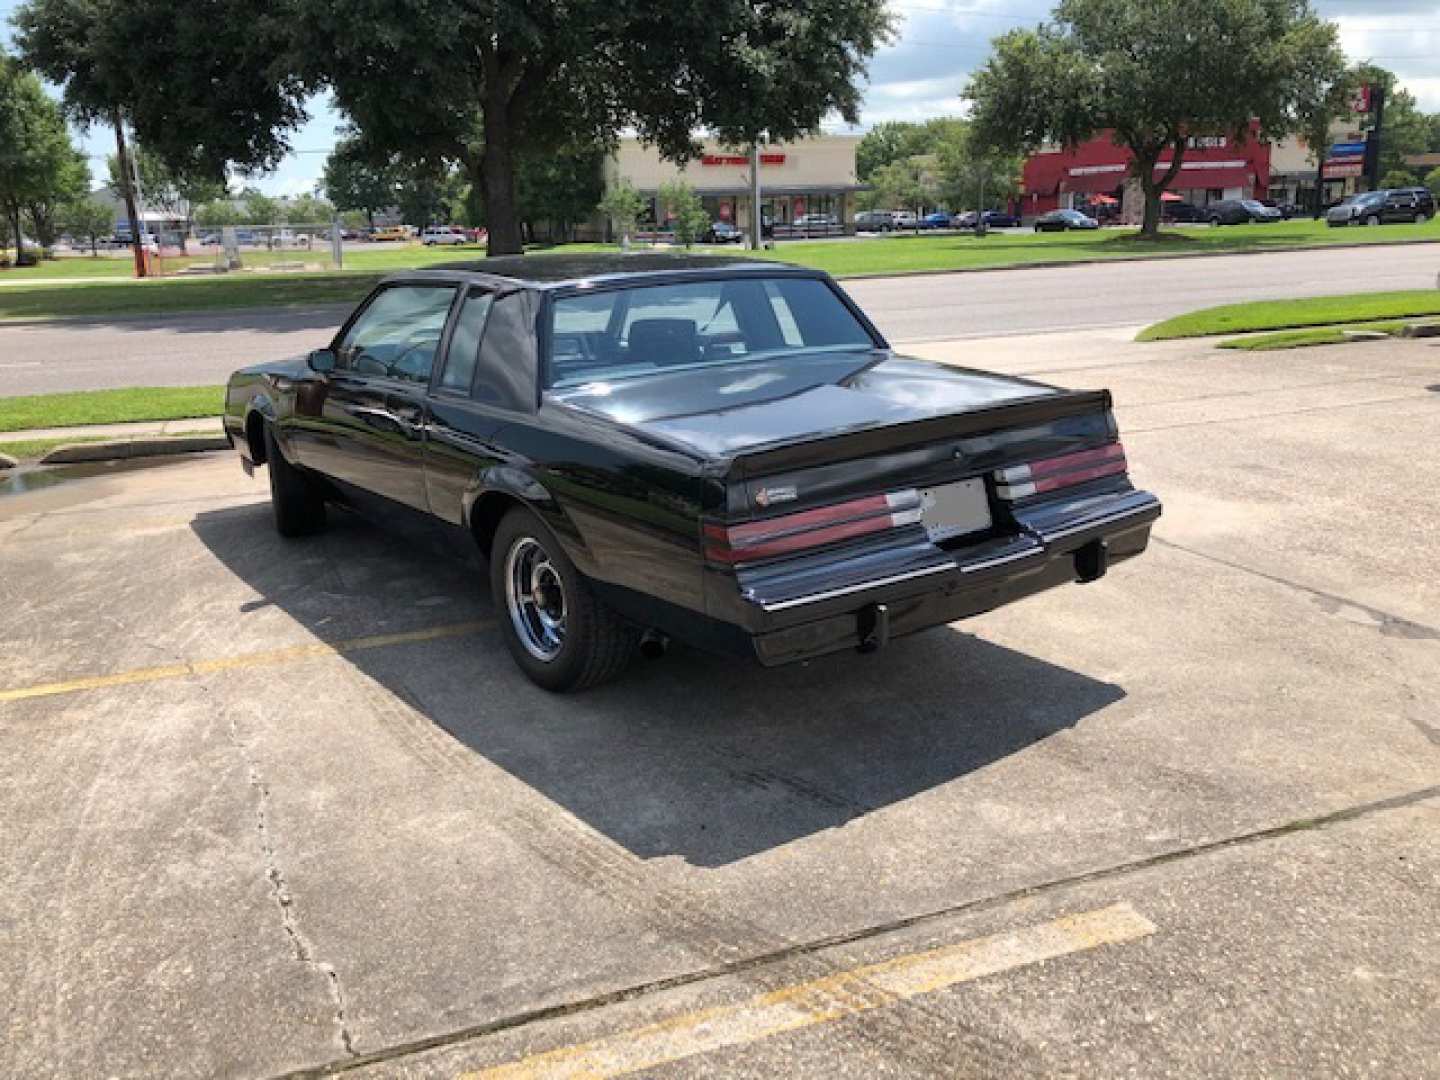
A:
920;478;992;542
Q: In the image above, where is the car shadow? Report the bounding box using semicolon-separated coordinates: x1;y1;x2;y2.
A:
191;502;1126;868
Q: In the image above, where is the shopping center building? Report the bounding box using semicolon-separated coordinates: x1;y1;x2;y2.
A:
605;134;866;234
1021;130;1273;219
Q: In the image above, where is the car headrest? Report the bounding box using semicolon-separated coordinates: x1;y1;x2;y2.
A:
628;318;698;366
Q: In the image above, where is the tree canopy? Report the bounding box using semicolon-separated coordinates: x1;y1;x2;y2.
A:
966;0;1347;235
855;119;965;182
0;53;89;259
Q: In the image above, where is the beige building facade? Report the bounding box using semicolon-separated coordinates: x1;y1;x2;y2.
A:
607;135;866;233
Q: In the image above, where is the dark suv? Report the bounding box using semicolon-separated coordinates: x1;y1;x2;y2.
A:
1326;188;1434;227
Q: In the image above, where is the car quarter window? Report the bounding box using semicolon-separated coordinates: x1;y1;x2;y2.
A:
336;285;458;383
436;289;494;394
474;292;538;410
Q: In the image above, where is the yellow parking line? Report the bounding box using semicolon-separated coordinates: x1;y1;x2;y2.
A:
0;620;491;704
464;903;1156;1080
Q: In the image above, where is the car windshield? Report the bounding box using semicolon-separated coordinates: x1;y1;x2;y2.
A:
546;276;876;388
1241;200;1266;211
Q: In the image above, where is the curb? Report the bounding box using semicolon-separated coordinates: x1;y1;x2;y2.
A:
38;434;230;465
830;234;1440;280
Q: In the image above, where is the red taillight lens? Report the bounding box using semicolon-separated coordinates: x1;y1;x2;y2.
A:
705;490;922;564
994;442;1126;499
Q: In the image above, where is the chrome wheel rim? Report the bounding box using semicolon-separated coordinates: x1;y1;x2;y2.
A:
505;536;567;661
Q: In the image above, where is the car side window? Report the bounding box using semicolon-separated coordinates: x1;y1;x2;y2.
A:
437;290;494;394
474;292;537;410
336;285;458;383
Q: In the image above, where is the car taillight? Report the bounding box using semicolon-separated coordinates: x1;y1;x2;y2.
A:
994;442;1127;500
705;490;922;564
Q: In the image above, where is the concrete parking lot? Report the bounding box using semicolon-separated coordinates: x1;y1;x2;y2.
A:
2;331;1439;1077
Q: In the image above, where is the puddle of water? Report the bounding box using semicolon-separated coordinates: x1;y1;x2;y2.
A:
0;455;197;499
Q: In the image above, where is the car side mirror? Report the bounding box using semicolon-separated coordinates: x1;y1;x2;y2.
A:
307;348;337;374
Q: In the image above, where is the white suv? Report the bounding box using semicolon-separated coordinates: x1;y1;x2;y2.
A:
421;226;467;246
889;210;918;228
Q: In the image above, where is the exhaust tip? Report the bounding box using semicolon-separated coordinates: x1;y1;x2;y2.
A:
639;630;669;660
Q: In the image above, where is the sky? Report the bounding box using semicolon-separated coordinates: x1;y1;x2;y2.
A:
2;0;1438;196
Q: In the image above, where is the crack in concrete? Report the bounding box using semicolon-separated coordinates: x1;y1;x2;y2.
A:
226;713;358;1059
1153;537;1440;641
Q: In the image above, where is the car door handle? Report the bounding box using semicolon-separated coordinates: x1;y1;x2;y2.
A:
353;405;420;434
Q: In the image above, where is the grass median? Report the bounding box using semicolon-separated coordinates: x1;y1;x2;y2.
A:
0;386;224;433
3;221;1437;321
1137;290;1440;341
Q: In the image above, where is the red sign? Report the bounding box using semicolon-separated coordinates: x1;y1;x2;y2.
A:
1351;84;1372;114
1323;161;1363;178
700;153;786;166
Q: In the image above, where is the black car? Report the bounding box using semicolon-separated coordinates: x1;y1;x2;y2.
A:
1034;209;1099;232
1161;201;1207;223
1326;188;1434;227
224;254;1160;690
1206;199;1282;225
703;220;743;244
953;209;1022;229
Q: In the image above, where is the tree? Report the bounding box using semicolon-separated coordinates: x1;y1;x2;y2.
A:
61;196;114;254
863;159;931;227
934;124;1021;214
1380;168;1416;189
320;138;401;229
1427;167;1440;194
597;179;646;245
106;143;223;245
966;0;1346;237
658;180;707;248
195;199;243;229
291;0;890;255
516;144;605;243
284;194;334;226
241;189;281;226
856;119;967;182
0;55;87;263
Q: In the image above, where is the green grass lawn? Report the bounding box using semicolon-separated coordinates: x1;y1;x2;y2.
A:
1138;290;1440;341
2;221;1437;321
1216;317;1440;351
0;386;225;433
0;433;116;460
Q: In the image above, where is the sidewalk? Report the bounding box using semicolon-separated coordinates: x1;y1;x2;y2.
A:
9;416;223;441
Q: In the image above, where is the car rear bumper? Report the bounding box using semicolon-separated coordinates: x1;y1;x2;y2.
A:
735;487;1161;666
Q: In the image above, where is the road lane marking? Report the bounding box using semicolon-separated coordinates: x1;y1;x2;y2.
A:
0;620;491;704
463;903;1156;1080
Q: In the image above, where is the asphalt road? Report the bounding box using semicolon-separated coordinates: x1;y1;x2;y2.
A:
1;241;1437;395
3;329;1438;1077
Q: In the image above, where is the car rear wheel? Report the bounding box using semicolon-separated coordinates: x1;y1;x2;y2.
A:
490;508;638;691
263;423;326;537
1365;214;1381;226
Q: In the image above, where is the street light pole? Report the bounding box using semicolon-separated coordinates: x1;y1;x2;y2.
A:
749;140;764;250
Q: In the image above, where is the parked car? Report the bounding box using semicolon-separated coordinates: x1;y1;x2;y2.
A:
1206;199;1282;225
953;210;1022;229
1161;201;1207;223
234;229;258;246
224;254;1160;691
1261;200;1300;219
703;220;743;244
372;225;410;241
1034;209;1099;232
1326;188;1434;227
421;226;468;246
919;211;952;230
890;210;918;229
854;210;894;232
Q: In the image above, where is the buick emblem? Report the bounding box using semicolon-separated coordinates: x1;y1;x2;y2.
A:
755;484;798;508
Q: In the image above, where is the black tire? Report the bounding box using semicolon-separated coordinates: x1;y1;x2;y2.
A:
490;507;638;691
264;424;326;537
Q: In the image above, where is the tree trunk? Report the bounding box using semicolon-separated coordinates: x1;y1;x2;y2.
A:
481;111;522;256
112;110;147;277
1136;138;1185;239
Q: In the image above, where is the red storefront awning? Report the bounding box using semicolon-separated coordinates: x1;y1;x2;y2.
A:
1061;167;1127;193
1155;162;1255;191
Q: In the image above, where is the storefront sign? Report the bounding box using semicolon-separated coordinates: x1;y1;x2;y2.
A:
1351;84;1373;114
701;153;786;166
1323;161;1363;178
1185;136;1228;149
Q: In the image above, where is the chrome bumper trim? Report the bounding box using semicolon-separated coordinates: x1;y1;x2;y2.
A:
758;562;954;613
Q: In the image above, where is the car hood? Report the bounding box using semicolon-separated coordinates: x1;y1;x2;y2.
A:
549;350;1064;459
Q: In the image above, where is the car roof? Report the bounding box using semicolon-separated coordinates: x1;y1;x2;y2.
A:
387;252;819;290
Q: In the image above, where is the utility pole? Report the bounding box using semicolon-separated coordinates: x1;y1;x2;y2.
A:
111;109;147;278
749;140;764;251
1362;84;1387;192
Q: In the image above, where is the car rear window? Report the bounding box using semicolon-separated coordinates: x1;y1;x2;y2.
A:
545;277;876;388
